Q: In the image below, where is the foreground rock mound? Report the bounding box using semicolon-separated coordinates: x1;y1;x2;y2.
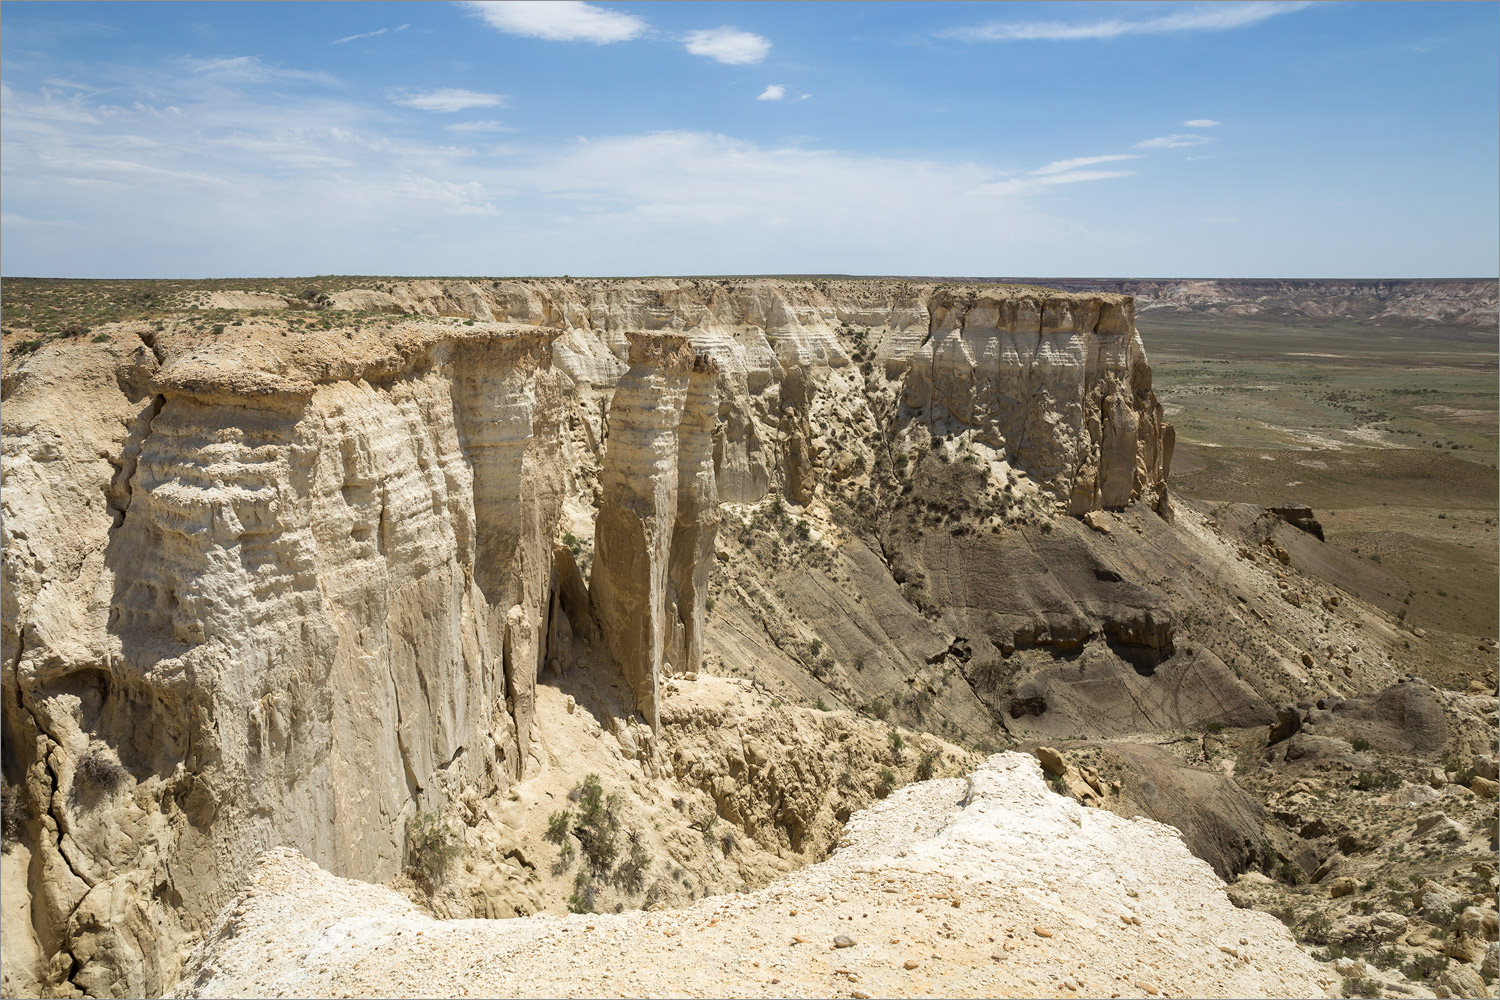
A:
171;754;1333;999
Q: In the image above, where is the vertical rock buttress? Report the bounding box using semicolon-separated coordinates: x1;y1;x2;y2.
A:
590;334;720;733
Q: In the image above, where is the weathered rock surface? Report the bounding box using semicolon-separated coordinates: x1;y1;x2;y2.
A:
167;755;1336;999
6;277;1479;998
4;326;569;995
590;335;719;732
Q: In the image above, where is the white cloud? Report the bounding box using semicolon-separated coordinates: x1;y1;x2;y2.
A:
332;24;409;45
446;119;516;133
757;84;785;101
1183;119;1221;127
684;27;770;65
461;1;646;44
947;2;1310;42
0;66;1137;277
181;55;338;86
1032;153;1141;175
1034;169;1137;186
392;88;506;112
1134;133;1213;149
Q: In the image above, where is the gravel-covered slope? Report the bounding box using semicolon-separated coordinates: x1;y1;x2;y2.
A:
171;753;1335;1000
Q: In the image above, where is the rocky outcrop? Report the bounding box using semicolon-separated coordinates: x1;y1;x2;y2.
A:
903;288;1171;512
1;278;1178;996
3;329;568;996
176;278;1172;516
590;335;719;733
1269;503;1325;542
166;755;1336;1000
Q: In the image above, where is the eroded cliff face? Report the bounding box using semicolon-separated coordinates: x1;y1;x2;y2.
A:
590;334;720;734
3;327;571;996
1;279;1176;997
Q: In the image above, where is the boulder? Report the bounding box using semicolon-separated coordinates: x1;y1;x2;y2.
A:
1032;747;1068;778
1268;705;1302;745
1434;965;1489;1000
1458;906;1499;943
1269;503;1325;542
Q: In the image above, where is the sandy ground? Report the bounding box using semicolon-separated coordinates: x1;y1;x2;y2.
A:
171;754;1336;999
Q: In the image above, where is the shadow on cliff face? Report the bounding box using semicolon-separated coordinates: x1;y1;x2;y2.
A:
846;452;1275;742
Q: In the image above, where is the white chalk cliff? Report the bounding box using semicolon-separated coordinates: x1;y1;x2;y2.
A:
1;279;1176;996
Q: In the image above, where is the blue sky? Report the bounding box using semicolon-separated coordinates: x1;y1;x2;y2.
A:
2;1;1496;278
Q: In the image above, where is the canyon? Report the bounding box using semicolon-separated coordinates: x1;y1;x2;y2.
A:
1;278;1495;999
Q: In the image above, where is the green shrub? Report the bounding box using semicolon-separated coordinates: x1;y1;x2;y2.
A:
568;870;598;913
876;768;896;798
545;809;572;845
865;697;890;721
1404;952;1449;981
1;782;27;847
1352;769;1399;791
915;751;938;782
1349;737;1371;752
571;774;621;874
405;810;461;888
888;730;905;758
613;831;651;894
91;332;111;343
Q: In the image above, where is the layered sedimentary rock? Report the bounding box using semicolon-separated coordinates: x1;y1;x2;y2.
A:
2;278;1176;996
3;328;566;997
905;288;1171;512
590;335;719;733
297;278;1173;513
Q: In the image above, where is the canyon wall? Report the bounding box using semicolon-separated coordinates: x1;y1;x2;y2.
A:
3;328;572;996
1;279;1174;996
590;334;719;734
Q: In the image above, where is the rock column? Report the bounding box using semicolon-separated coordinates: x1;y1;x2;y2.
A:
590;334;719;733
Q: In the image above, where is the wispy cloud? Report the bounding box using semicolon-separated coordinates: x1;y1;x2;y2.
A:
460;1;647;44
0;60;1139;277
1031;153;1141;176
757;84;785;101
446;119;516;133
181;55;337;86
392;88;506;112
1134;133;1213;149
332;24;409;45
1183;118;1221;127
945;2;1310;42
1035;169;1137;186
684;27;771;65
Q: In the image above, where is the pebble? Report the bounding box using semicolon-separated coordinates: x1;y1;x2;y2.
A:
903;959;920;970
833;935;856;948
1034;926;1054;938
